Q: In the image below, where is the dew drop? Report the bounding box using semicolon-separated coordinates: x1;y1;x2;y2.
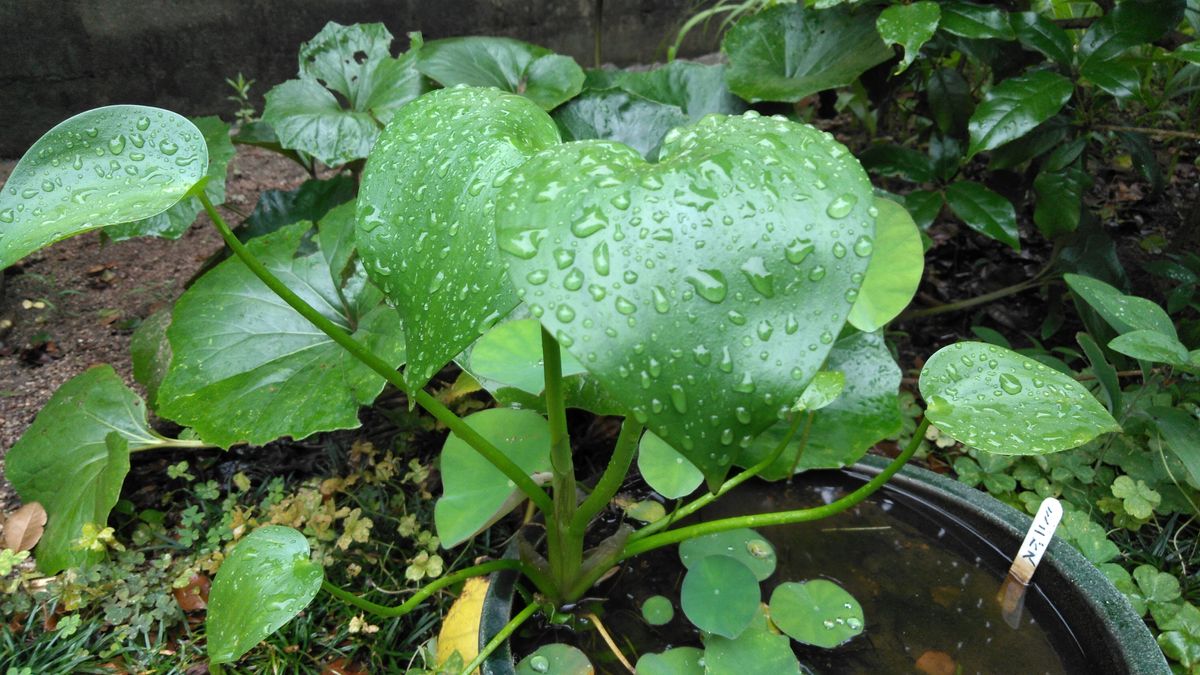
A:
525;270;548;285
999;373;1023;395
826;193;858;219
809;266;827;282
740;257;775;298
553;247;575;270
556;305;576;323
108;135;126;155
135;116;151;131
615;296;637;315
686;268;728;303
853;235;874;257
670;385;688;413
785;238;814;264
563;268;585;291
593;242;611;276
652;286;670;313
832;242;847;259
159;140;178;156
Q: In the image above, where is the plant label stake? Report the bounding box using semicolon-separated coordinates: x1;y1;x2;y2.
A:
998;497;1062;629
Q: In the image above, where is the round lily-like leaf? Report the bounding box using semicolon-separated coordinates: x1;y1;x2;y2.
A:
680;555;760;638
641;595;676;626
638;430;704;499
357;87;560;394
679;528;776;582
1064;273;1177;339
497;113;875;486
417;37;585;110
207;526;324;664
0;105;207;271
435;408;552;548
738;330;902;479
702;605;801;675
919;342;1121;455
156;221;406;447
516;644;593;675
636;647;704;675
769;579;864;648
848;198;924;332
723;3;892;103
5;366;166;574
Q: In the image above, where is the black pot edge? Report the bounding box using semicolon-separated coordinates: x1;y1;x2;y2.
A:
478;458;1169;674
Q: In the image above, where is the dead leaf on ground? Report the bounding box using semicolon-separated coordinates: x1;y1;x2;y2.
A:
322;658;369;675
3;501;47;552
172;574;211;612
916;650;957;675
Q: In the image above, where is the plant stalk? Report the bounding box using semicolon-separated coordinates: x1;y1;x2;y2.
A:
571;417;644;538
541;327;580;596
197;193;553;515
461;601;540;675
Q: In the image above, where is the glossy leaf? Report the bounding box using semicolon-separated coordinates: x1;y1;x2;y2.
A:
1108;330;1193;369
927;68;972;135
5;367;158;574
435;408;552;548
738;331;902;479
516;644;592;675
417;37;585;110
988;116;1070;170
641;595;675;626
919;342;1121;454
638;431;704;500
680;555;760;638
1011;12;1074;66
875;2;941;74
1064;274;1178;338
938;2;1014;40
635;647;704;675
967;72;1073;159
945;181;1020;250
263;23;424;166
679;528;776;581
554;91;688;160
1152;407;1200;489
792;371;845;413
1080;58;1141;100
107;117;234;241
497;113;874;486
239;176;356;242
0;105;207;271
849;198;924;332
1033;162;1090;238
1079;0;1185;64
129;308;173;406
157;222;405;447
769;579;864;648
207;526;323;664
902;189;943;230
317;201;358;288
1172;42;1200;65
586;61;747;120
358;87;560;394
723;3;892;103
702;605;801;675
859;145;935;183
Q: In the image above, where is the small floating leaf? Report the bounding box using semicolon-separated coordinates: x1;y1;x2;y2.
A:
680;555;760;639
516;644;593;675
702;605;801;674
635;647;705;675
769;579;864;649
641;595;675;626
679;528;776;581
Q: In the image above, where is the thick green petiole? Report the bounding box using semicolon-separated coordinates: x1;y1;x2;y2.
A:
571;417;644;538
542;327;581;595
197;193;553;515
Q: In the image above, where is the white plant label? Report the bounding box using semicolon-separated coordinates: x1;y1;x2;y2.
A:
1009;497;1062;585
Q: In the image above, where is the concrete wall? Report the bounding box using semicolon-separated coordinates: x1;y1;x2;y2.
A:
0;0;717;155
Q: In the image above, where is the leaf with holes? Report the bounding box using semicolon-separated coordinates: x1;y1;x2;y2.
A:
919;342;1120;455
876;2;941;74
497;113;874;486
357;87;560;394
417;37;584;110
0;106;207;271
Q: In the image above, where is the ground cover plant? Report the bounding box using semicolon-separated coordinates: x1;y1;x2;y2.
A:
1;0;1198;671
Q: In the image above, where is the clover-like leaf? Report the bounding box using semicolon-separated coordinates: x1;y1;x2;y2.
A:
357;87;560;394
638;431;704;500
1064;274;1178;339
876;2;941;74
723;3;892;103
702;605;801;675
435;408;552;548
498;113;874;486
417;37;585;110
680;555;759;638
156;221;405;447
848;197;924;332
5;366;164;573
207;526;324;664
769;579;864;648
0;106;207;270
967;72;1074;159
1111;476;1161;520
919;342;1120;455
945;180;1020;250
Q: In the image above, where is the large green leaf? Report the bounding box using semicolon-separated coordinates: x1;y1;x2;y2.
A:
926;68;973;136
207;526;323;664
435;408;551;548
1011;12;1074;66
5;367;161;574
107;116;234;241
769;579;864;648
585;61;747;120
737;331;902;479
157;221;405;447
129;308;173;407
938;2;1014;40
919;342;1121;454
701;605;800;675
1064;274;1178;339
944;180;1020;250
357;87;560;394
967;71;1074;159
680;555;759;638
848;198;924;332
0;106;207;271
859;145;936;183
554;91;688;160
875;2;941;74
723;3;892;103
1079;0;1185;65
263;23;424;166
417;37;585;110
497;113;874;486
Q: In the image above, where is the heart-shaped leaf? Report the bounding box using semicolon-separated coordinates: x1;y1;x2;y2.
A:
638;431;704;500
737;330;902;479
263;23;424;166
207;526;323;664
876;2;941;74
417;37;585;110
919;342;1121;455
769;579;864;648
701;605;800;674
723;3;892;103
357;87;560;393
554;91;688;160
5;366;163;573
435;408;552;548
497;113;875;485
586;61;748;120
944;180;1020;250
157;221;405;447
1064;273;1177;338
967;71;1074;159
679;528;776;582
636;647;704;675
848;198;924;332
680;555;759;638
0;106;207;271
107;116;235;241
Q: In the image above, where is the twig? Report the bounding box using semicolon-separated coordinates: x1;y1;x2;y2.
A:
1095;125;1200;141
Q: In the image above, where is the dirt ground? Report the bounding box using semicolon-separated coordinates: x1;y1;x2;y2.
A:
0;147;315;509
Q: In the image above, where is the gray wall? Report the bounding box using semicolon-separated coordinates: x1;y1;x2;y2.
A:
0;0;716;156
